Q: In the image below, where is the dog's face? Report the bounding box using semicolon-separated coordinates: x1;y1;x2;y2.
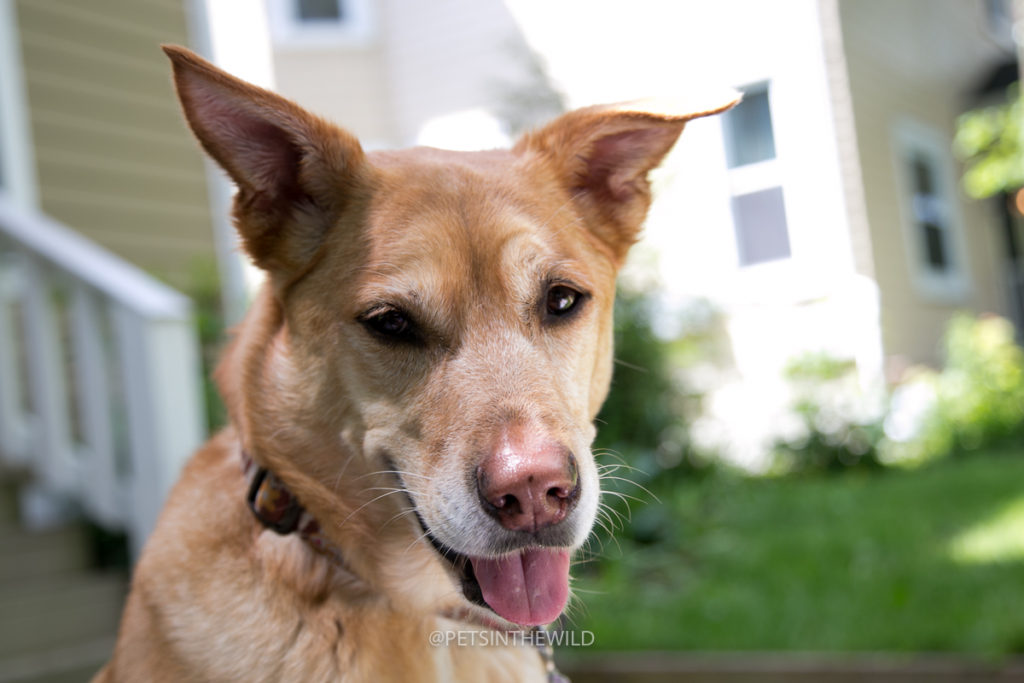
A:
165;46;736;627
330;150;617;625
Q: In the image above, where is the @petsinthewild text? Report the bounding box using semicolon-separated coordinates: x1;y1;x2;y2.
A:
429;630;595;648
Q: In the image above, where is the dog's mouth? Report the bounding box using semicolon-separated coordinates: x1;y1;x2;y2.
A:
388;459;573;626
418;514;571;627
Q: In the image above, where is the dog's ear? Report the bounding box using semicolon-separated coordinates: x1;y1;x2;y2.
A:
516;95;740;265
163;45;366;274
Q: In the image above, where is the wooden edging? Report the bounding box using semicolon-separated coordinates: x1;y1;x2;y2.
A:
557;652;1024;682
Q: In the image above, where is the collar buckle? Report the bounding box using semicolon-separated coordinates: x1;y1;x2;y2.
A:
246;465;303;535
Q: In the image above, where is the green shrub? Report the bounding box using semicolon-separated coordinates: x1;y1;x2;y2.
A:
590;286;712;545
773;314;1024;473
915;314;1024;458
185;259;228;432
954;83;1022;199
771;352;885;474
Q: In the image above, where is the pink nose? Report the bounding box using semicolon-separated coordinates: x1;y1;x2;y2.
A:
476;428;580;533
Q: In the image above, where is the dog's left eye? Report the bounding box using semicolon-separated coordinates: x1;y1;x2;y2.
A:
546;285;582;317
360;307;418;342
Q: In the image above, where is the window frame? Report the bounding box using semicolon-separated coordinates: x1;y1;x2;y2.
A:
265;0;375;49
891;117;970;302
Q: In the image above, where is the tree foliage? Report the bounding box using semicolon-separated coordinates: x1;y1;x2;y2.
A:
954;84;1024;199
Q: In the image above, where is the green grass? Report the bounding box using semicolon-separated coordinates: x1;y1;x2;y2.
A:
569;449;1024;655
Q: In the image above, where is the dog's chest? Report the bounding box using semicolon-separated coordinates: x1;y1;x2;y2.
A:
171;571;549;683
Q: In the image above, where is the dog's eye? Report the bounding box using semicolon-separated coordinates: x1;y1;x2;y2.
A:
361;307;417;342
546;285;582;317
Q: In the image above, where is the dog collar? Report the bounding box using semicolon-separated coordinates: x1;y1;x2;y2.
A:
240;450;571;682
241;450;347;566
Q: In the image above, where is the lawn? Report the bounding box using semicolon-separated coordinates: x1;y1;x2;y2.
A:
568;448;1024;656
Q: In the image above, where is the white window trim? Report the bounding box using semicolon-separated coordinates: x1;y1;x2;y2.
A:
891;117;971;303
265;0;375;50
728;158;781;197
0;0;38;209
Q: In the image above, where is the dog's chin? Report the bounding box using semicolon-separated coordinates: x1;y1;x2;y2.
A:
422;529;488;608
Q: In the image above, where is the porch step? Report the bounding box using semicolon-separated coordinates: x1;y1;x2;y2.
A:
0;636;116;683
0;572;126;662
0;475;125;683
0;525;90;583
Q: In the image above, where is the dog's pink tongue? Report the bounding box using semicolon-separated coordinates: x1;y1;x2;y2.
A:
470;548;570;626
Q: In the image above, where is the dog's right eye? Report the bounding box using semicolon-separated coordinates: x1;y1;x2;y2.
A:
360;307;418;343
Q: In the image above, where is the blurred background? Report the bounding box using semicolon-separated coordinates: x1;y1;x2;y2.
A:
0;0;1022;681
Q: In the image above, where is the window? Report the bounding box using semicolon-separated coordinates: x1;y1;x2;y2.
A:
720;83;790;268
266;0;374;48
296;0;343;21
910;154;950;271
892;119;968;300
722;84;790;267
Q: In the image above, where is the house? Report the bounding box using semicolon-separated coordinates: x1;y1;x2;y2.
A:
0;0;218;677
263;0;1021;467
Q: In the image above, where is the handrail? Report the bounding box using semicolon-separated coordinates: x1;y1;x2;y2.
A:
0;195;206;557
0;199;190;319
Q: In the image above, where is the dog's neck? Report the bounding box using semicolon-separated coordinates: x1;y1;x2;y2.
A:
241;450;350;568
240;451;568;680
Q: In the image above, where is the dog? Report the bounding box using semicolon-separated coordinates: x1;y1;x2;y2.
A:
93;46;737;682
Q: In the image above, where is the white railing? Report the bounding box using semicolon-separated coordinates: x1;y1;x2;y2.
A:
0;197;206;557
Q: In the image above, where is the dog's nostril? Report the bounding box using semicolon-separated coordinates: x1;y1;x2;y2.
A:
547;485;569;500
549;457;577;502
494;494;523;516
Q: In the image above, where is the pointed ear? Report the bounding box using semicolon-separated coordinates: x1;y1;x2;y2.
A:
162;44;366;273
516;94;740;265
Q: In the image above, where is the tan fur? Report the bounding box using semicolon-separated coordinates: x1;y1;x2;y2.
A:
93;46;737;682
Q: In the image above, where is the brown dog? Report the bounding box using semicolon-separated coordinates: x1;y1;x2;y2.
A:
93;46;736;682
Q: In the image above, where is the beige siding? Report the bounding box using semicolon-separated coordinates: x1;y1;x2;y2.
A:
15;0;214;289
839;0;1012;368
272;46;398;146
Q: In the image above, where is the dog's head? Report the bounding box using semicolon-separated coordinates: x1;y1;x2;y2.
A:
165;46;736;627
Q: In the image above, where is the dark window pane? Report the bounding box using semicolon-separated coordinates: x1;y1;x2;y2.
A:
723;88;776;168
733;186;791;266
912;155;934;195
923;223;948;270
297;0;342;21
